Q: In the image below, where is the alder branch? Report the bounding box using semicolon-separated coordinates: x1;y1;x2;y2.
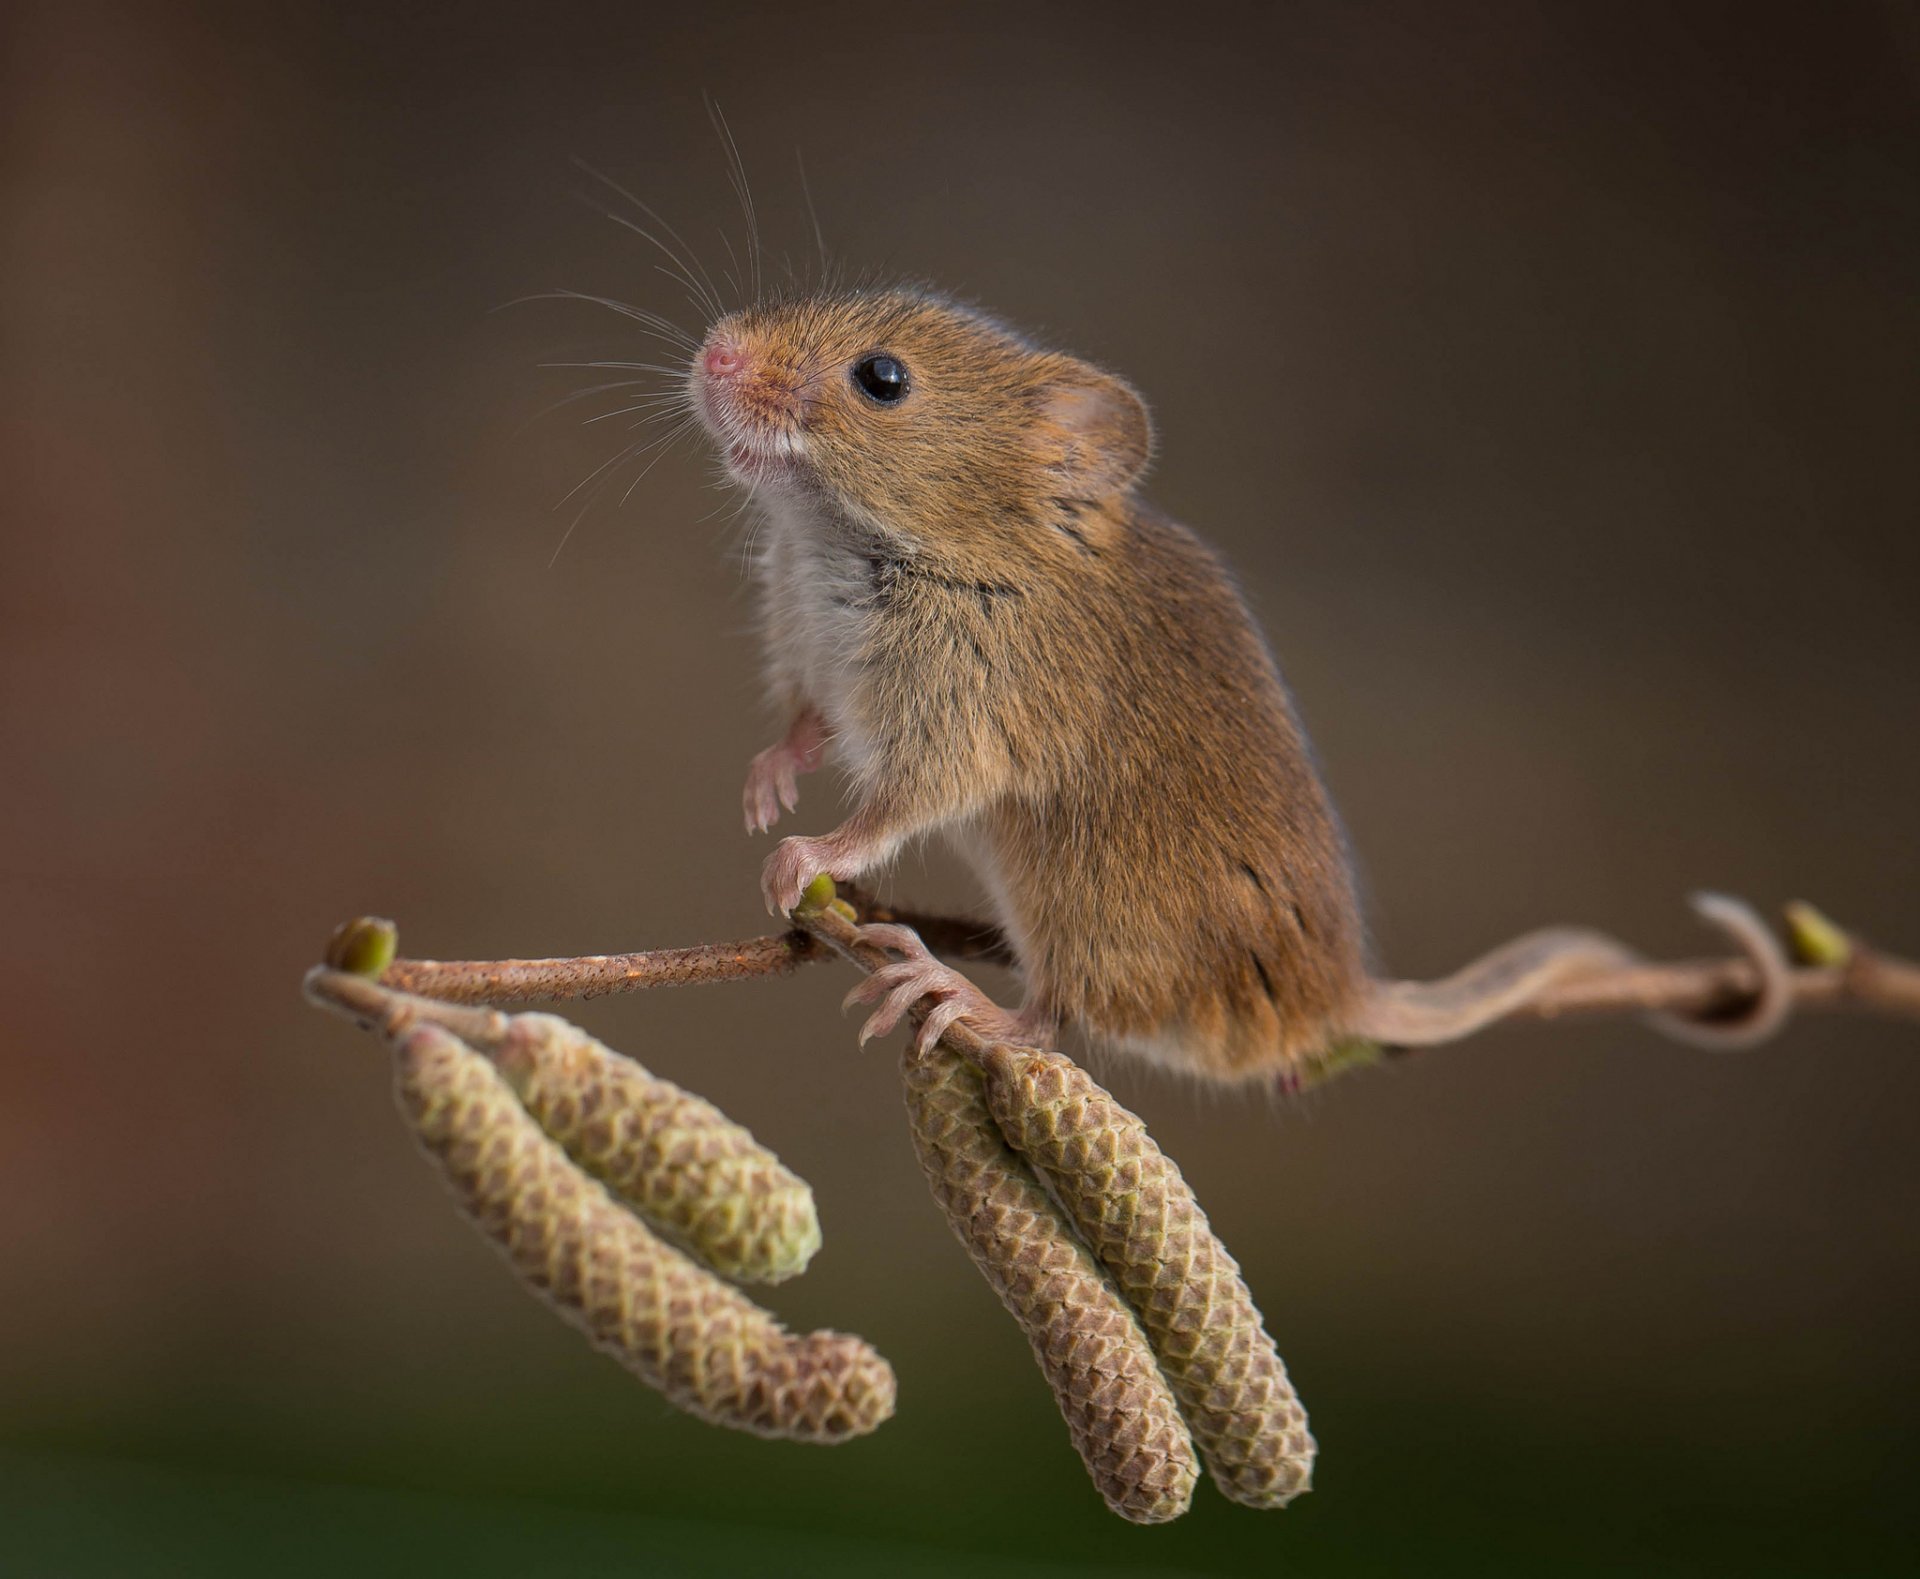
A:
362;884;999;1008
376;931;823;1005
304;887;1916;1519
352;894;1920;1069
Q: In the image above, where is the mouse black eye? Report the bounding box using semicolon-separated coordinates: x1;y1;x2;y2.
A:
852;353;909;404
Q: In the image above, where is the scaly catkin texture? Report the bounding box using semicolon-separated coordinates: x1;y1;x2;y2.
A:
976;1043;1314;1508
901;1043;1199;1523
489;1013;821;1283
396;1022;894;1443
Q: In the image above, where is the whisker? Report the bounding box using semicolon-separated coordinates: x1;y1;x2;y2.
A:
651;266;717;325
585;394;694;425
547;449;640;567
571;157;728;322
506;289;698;353
732;491;764;576
617;418;696;506
540;358;689;375
547;417;695;567
707;96;762;306
520;377;669;432
571;197;713;323
551;422;669;510
715;228;746;309
795;146;828;284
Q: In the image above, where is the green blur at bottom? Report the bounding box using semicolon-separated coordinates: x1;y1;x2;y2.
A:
3;1371;1914;1579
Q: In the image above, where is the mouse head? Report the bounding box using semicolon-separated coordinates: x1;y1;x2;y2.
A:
691;288;1152;555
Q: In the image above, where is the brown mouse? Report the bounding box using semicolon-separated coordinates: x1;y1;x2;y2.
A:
688;286;1787;1083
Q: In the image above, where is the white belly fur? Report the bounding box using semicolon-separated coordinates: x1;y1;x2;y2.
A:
752;492;881;778
755;494;1025;982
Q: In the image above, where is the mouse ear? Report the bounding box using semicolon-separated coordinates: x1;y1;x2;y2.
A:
1031;360;1154;500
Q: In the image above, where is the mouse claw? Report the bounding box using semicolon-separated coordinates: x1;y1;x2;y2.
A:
853;922;935;962
742;771;777;835
760;836;830;916
846;963;931;1044
916;995;976;1053
840;973;891;1014
842;960;927;1010
743;745;807;835
843;953;1011;1051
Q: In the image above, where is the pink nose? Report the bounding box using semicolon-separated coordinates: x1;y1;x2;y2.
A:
704;340;744;379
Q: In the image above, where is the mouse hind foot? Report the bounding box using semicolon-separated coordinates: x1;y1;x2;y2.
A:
844;923;1053;1053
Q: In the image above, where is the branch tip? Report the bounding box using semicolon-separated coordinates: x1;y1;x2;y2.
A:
324;915;398;977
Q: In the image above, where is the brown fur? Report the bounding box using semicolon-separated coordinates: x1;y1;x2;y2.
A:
696;288;1367;1080
689;286;1785;1076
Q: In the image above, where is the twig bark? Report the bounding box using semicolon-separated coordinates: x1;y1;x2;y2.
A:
378;932;822;1005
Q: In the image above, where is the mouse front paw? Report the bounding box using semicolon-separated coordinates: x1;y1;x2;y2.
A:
761;836;839;915
742;746;801;835
742;711;828;835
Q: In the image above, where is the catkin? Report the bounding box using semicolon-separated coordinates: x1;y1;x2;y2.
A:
397;1022;894;1443
902;1043;1199;1523
976;1043;1314;1508
488;1013;820;1283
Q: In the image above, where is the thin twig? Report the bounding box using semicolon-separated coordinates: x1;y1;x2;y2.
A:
354;896;1920;1052
1486;951;1920;1025
377;932;822;1006
305;965;510;1046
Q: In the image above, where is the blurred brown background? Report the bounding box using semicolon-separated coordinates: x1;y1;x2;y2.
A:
4;2;1917;1574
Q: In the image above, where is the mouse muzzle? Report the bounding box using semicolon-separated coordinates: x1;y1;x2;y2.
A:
692;324;813;485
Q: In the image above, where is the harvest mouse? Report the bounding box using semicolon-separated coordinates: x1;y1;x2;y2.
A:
688;286;1787;1082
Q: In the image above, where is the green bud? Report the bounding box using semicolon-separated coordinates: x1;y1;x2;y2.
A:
796;873;838;914
325;916;398;977
1784;901;1851;967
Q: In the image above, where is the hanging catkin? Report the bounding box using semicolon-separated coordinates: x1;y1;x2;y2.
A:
397;1020;893;1443
976;1042;1314;1507
901;1042;1198;1523
489;1012;820;1283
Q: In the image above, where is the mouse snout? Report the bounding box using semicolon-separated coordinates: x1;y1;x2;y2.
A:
694;327;812;483
697;329;805;422
703;337;745;380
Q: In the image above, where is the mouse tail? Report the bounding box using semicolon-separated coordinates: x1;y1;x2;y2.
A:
1349;894;1792;1050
